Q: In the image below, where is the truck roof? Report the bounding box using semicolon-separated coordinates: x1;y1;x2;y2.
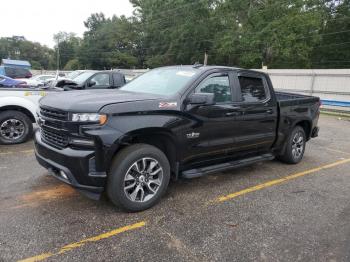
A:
159;65;241;71
157;65;270;77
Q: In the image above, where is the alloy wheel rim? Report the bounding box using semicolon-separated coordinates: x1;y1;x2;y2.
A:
123;157;163;203
0;119;25;141
291;131;304;159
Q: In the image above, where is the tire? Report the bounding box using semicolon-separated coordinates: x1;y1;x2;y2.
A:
107;143;170;212
278;125;306;164
0;110;33;145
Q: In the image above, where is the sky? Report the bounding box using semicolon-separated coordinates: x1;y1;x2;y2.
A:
0;0;134;48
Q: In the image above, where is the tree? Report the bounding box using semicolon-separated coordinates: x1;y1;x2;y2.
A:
311;0;350;68
64;59;81;70
0;36;55;69
130;0;214;67
53;32;81;69
3;1;347;70
77;14;141;69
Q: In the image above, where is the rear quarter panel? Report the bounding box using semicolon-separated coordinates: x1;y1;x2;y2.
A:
275;98;320;150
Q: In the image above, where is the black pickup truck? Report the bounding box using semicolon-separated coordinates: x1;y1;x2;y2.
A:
55;70;126;90
34;65;320;211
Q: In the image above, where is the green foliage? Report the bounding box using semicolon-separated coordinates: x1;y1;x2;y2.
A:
53;32;81;70
0;36;55;69
64;59;81;70
30;60;42;70
1;1;349;69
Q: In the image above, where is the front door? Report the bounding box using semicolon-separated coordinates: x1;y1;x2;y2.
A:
86;73;112;89
181;71;239;167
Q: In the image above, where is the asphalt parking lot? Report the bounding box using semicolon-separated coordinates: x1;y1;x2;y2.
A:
1;114;350;262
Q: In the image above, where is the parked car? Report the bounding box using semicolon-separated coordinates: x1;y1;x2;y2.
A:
0;87;56;144
65;70;87;79
0;66;32;79
34;65;320;211
44;70;87;86
17;74;55;87
0;75;27;88
55;70;126;90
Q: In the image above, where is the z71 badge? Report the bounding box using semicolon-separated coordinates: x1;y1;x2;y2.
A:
159;102;177;108
186;132;200;139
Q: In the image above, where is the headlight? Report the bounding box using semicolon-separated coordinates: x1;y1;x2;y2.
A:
71;113;107;125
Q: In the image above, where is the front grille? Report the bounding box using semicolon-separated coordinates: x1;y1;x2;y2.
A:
44;120;63;129
40;106;68;121
41;128;68;149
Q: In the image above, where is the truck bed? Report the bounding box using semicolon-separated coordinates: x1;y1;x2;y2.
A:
275;91;320;107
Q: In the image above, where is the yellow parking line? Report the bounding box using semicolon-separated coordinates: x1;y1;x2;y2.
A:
0;149;34;155
323;147;350;155
21;149;35;154
18;221;146;262
215;158;350;203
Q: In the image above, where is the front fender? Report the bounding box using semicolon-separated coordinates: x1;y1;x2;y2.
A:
0;96;39;120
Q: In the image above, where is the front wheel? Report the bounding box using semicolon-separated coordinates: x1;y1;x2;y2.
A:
107;144;170;212
0;110;33;144
278;126;306;164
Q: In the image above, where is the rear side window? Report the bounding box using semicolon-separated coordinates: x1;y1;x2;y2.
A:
4;67;30;78
113;73;125;87
238;76;267;102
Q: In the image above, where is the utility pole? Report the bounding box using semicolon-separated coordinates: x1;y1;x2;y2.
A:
56;38;60;70
204;51;208;66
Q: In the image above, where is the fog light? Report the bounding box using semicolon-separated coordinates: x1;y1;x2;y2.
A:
59;171;68;180
70;138;95;147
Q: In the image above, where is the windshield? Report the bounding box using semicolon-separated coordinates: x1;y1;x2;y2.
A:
120;67;199;95
72;72;96;84
67;71;83;79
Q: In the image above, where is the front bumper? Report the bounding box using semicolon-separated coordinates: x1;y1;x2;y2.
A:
34;130;106;199
311;126;319;138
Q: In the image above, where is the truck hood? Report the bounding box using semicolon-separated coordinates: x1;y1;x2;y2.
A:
40;89;161;112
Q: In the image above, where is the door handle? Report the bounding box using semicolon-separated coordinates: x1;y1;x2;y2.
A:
225;111;240;117
266;109;273;114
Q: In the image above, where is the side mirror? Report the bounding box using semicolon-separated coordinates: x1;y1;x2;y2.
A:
88;80;96;87
188;93;215;106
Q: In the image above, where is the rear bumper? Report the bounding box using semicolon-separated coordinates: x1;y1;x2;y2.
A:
34;130;106;199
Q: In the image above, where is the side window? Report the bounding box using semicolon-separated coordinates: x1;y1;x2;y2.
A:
195;75;231;103
5;67;15;78
238;76;267;102
87;73;110;89
113;73;125;87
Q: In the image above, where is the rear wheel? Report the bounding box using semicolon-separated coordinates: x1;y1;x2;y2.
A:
0;111;33;144
278;125;306;164
107;144;170;212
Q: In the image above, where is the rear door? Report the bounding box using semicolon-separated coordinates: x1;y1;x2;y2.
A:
112;73;126;88
229;71;278;154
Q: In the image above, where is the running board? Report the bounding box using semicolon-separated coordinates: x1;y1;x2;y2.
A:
181;153;275;179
